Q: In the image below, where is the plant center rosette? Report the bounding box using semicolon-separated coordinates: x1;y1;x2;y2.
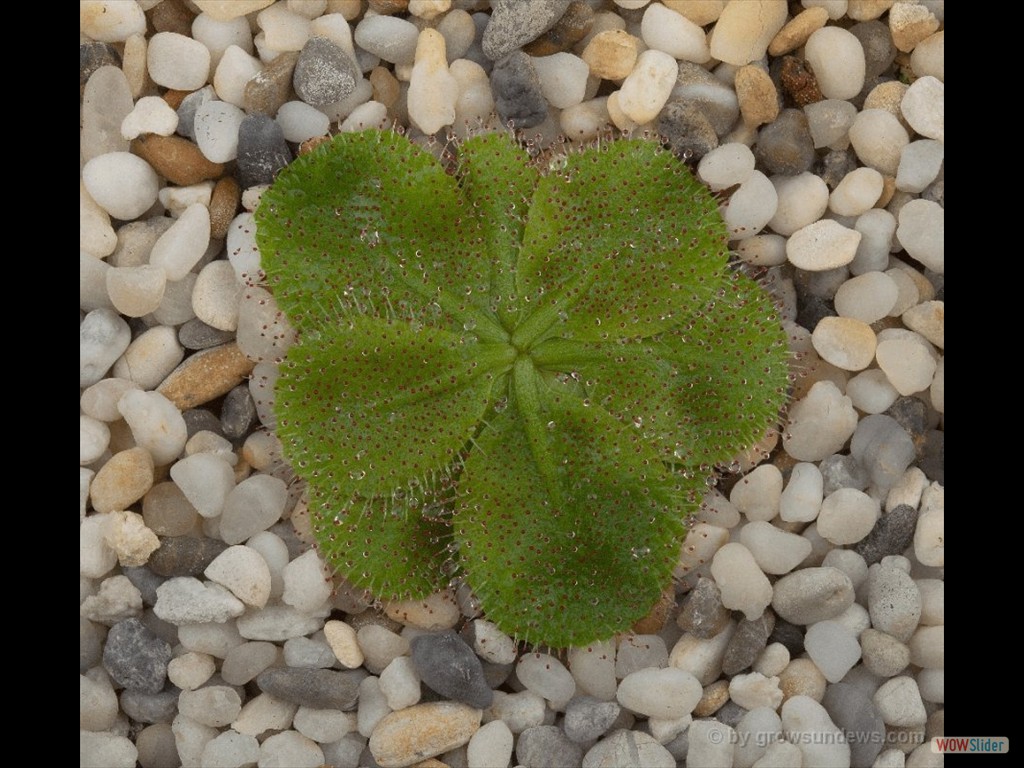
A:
255;130;790;647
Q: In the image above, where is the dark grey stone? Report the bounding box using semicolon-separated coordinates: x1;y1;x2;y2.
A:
769;617;805;656
175;87;214;141
516;725;583;768
80;43;121;86
148;536;229;578
178;317;236;351
919;429;943;483
820;454;870;495
677;577;730;638
657;100;719;161
293;36;359;107
490;51;548;130
564;695;620;743
482;0;572;61
796;294;836;334
81;617;105;673
182;407;225;439
122;566;164;606
854;504;919;566
671;62;740;136
849;21;897;80
120;687;180;724
236;114;292;189
410;630;493;709
754;108;815;175
818;148;859;189
256;667;362;710
822;682;886;767
103;618;172;694
221;384;258;440
886;396;928;439
722;611;775;676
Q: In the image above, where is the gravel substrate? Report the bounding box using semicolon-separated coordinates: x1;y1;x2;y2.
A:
80;2;944;766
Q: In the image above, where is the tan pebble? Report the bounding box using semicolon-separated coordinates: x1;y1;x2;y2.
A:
523;1;594;56
244;51;299;116
369;702;482;768
290;494;315;544
324;619;365;669
735;65;779;127
411;760;449;768
811;316;877;372
370;66;401;108
123;34;150;99
383;589;460;631
901;301;943;348
693;680;730;717
298;135;332;156
708;0;788;66
631;585;675;635
104;510;161;566
162;90;190;110
889;2;940;53
143;481;200;536
581;29;638;81
368;0;409;13
878;175;897;208
778;658;827;703
847;0;895;21
157;343;256;410
768;7;829;56
663;0;724;26
192;0;275;21
91;447;155;514
209;177;241;241
132;134;225;186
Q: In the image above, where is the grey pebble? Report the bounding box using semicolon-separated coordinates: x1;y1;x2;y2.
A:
615;635;668;677
722;611;775;676
410;630;494;709
179;317;236;351
283;636;336;669
850;414;917;492
849;21;897;80
822;682;886;767
80;308;131;388
922;178;943;207
462;12;494;72
293;36;358;107
148;536;229;578
772;567;855;625
121;566;165;606
769;617;805;656
672;62;740;136
516;725;584;768
677;577;730;639
583;729;675;768
490;51;548;130
175;86;215;141
796;293;836;333
657;100;719;161
102;618;172;694
563;696;621;743
236;114;292;189
481;659;515;689
482;0;572;61
854;504;919;566
222;641;279;686
820;453;870;495
754;108;815;175
256;667;362;710
245;51;299;116
818;148;859;189
221;384;258;440
715;700;749;728
919;430;943;483
183;407;225;439
80;42;121;86
886;396;929;439
120;687;181;724
81;617;106;673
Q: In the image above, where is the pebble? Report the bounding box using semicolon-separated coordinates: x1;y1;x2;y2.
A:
729;671;784;710
470;619;517;666
897;198;944;274
217;641;277;686
81;65;134;163
581;29;637;81
149;204;211;282
178;686;243;728
293;706;355;743
354;15;418;66
875;334;937;399
111;325;184;390
723;170;776;239
482;0;572;61
80;731;138;768
532;52;589;110
874;675;927;727
81;0;147;42
754;108;816;175
868;562;922;642
778;657;827;702
615;635;669;678
583;729;674;768
810;315;878;372
822;682;887;767
710;542;773;620
136;723;180;766
851;413;917;492
356;624;410;675
517;652;575;708
167;651;217;692
567;640;616;701
90;446;155;514
169;452;236;518
204;545;272;608
357;675;392;738
212;45;262;108
656;100;720;161
696;142;755;191
730;464;783;522
196;730;260;766
407;29;458;135
257;731;324;767
911;28;944;80
641;3;708;63
80;414;110;466
158;341;256;409
284;635;336;669
193;99;247;165
209;177;241;241
560;696;619;744
676;577;730;638
81;513;119;578
685;720;735;766
734;64;779;128
377;656;420;711
772;567;855;625
252;667;360;711
722;612;774;675
121;96;179;140
830;166;884;216
769;6;828;56
272;101;328;143
523;1;593;56
411;630;493;709
781;695;850;766
860;627;911;678
80;41;122;86
467;719;514;768
103;617;172;694
243;53;298;117
889;1;939;52
803;26;865;101
804;99;858;151
849;108;910;176
369;702;482;768
709;0;787;65
835;271;899;324
220;473;288;545
787;218;861;272
154;576;245;625
668;622;735;685
909;624;943;669
778;461;823;523
803;620;861;683
82;152;160;221
897;140;944;195
617;49;678;124
103;510;161;567
782;380;859;461
80;574;143;625
147;32;211;91
291;36;357;109
616;667;702;720
192;260;242;332
236;114;292;189
490;51;547;129
118;389;188;467
739;521;812;575
104;264;165;318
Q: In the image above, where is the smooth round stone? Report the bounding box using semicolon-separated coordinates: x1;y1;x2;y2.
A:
80;414;111;465
768;172;829;236
779;462;823;523
739;521;812;575
723;170;777;240
834;271;898;323
787;219;861;271
194;100;246;164
896;140;944;193
641;2;709;62
849;109;910;175
193;12;254;68
617;667;702;720
581;29;638;81
154;577;245;625
783;381;859;462
274;100;329;143
81;0;146;42
868;563;922;642
112;326;184;390
258;731;323;767
82;152;159;221
148;32;211;90
170;453;236;518
804;26;865;100
735;234;787;267
860;628;910;678
811;316;876;372
903;300;943;350
874;676;926;727
876;334;937;396
282;549;332;614
143;481;200;537
198;730;260;767
830;167;884;217
850;414;917;491
567;640;616;701
709;0;787;65
910;30;943;80
82;65;133;162
697;143;755;191
354;15;418;65
90;446;156;514
192;260;242;332
754;108;815;175
213;45;262;107
532;52;589;109
179;686;243;728
118;390;188;466
150;204;212;281
615;635;669;677
909;624;943;669
368;702;481;767
256;2;312;52
850;209;896;275
734;64;780;128
817;488;879;546
804;99;859;150
710;543;772;620
617;49;677;123
890;0;939;52
294;36;359;107
517;653;576;707
220;473;288;545
781;696;850;766
237;114;293;189
204;545;272;608
468;720;514;768
559;98;613;142
729;464;782;522
772;567;855;625
106;265;166;318
897;198;944;274
846;369;899;414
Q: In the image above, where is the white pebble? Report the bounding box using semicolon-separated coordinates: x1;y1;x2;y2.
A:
834;271;898;323
709;0;787;65
112;325;184;390
787;219;861;271
338;99;389;133
148;32;212;90
472;619;517;665
779;462;823;523
710;543;772;620
829;167;884;217
81;0;146;42
729;464;782;522
199;730;260;767
901;75;944;142
668;621;735;685
121;96;179;140
256;2;312;52
804;620;861;683
236;604;328;642
106;264;166;317
407;29;457;135
910;30;943;81
617;667;702;719
81;513;118;578
804;26;865;100
80;415;111;465
845;369;899;414
483;690;545;734
379;656;422;711
118;389;188;466
193;260;243;331
213;44;263;106
154;577;246;625
247;531;290;600
676;522;730;576
914;507;943;567
768;172;829;236
851;208;897;275
354;15;420;66
697;143;755;191
739;521;812;575
560;97;613;142
811;316;876;371
150;204;213;281
467;720;514;768
283;548;332;614
909;624;943;669
517;653;575;707
226;212;263;284
204;545;272;608
641;3;709;63
868;563;922;642
167;652;216;691
294;707;355;743
849;109;910;175
451;59;495;138
804;98;858;150
324;620;364;669
780;696;850;767
783;381;859;461
81;185;117;259
754;643;790;678
192;12;254;70
532;53;589;109
170;453;236;518
736;234;787;267
80;732;138;768
723;170;777;239
687;720;736;767
80;573;143;624
568;640;617;701
220;473;288;545
728;671;783;710
259;731;324;768
437;9;475;61
896;140;944;193
876;332;937;395
617;49;678;123
734;707;782;767
82;152;160;221
195;100;246;164
896;199;944;274
874;676;926;727
276;100;331;143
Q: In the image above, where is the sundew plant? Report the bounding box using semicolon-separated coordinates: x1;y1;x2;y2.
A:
255;130;790;647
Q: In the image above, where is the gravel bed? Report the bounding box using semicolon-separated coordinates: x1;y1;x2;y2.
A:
80;2;944;766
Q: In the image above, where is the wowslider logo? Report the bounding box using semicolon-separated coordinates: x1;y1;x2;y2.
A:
932;737;1009;754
